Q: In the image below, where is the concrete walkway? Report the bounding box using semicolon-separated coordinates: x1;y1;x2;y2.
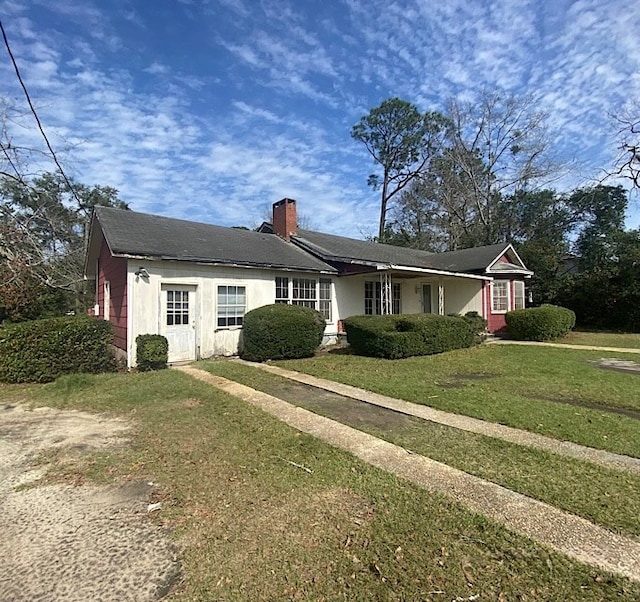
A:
177;365;640;583
237;360;640;476
485;339;640;354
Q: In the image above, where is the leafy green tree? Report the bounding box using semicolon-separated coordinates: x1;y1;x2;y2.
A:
555;186;640;330
502;189;573;304
568;185;627;269
0;172;128;321
351;97;449;239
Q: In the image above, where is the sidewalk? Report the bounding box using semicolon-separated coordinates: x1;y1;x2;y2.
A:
485;339;640;354
237;360;640;476
177;365;640;583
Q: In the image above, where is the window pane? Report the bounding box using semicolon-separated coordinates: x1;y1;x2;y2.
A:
492;281;509;312
217;285;246;328
167;289;190;325
514;281;525;310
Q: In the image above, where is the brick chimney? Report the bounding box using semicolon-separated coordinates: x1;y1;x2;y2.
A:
272;198;297;241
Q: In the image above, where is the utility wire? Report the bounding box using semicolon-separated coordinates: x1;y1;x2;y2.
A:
0;18;82;204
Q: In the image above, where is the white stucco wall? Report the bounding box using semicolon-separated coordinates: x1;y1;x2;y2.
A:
333;274;483;320
442;278;483;315
125;260;485;365
126;260;338;365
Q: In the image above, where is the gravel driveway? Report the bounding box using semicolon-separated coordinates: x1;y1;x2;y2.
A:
0;404;180;602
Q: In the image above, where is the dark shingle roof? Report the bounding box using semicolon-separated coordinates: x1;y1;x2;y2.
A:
293;229;434;267
426;243;513;272
293;229;510;273
93;207;336;273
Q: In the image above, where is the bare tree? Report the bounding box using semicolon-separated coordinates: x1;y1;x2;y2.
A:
612;105;640;188
443;91;561;245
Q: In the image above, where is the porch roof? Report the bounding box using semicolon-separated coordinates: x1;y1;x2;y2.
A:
292;229;511;275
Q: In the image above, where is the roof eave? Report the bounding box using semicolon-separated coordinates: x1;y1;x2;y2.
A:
388;264;493;281
109;252;337;274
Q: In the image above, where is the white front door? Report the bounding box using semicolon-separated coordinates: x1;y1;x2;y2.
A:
162;285;196;362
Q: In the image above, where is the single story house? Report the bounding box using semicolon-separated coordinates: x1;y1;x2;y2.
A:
85;198;532;366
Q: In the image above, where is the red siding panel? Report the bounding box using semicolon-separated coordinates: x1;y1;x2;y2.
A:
486;277;526;334
97;238;128;351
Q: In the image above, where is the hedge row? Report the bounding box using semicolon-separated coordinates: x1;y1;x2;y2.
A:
0;316;116;383
240;303;325;362
505;304;576;341
344;313;475;359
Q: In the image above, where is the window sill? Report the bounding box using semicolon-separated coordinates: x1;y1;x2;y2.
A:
215;326;243;332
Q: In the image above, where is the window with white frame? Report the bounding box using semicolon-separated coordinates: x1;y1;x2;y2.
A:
318;278;332;321
491;280;509;312
292;278;316;308
217;285;246;327
364;281;401;315
513;280;525;310
166;289;189;325
275;277;289;303
274;277;333;321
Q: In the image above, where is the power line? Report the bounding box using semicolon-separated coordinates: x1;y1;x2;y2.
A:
0;18;82;204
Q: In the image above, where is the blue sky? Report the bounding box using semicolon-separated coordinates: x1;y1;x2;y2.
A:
1;0;639;237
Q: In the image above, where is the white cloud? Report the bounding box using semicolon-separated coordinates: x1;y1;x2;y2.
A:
3;0;640;237
144;63;170;75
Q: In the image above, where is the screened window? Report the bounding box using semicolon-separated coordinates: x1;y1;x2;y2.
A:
514;280;525;310
318;278;332;321
492;280;509;313
275;277;289;303
364;281;401;315
217;285;246;327
292;278;317;309
167;289;189;325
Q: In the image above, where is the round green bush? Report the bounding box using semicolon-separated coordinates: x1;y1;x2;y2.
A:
136;334;168;371
505;304;576;341
240;304;325;362
343;313;475;359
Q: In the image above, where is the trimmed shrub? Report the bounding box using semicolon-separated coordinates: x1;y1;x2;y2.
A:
343;313;475;359
505;304;576;341
136;334;168;371
240;304;325;362
448;311;488;343
0;316;116;383
462;311;488;336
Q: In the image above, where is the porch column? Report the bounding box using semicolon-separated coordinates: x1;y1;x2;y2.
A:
380;272;392;315
438;278;445;315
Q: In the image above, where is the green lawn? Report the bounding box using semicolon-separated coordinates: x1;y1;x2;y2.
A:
561;330;640;349
1;371;639;601
204;359;640;537
274;344;640;457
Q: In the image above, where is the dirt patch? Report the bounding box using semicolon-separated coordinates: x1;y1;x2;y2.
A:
525;395;640;421
592;357;640;375
436;372;496;389
0;404;180;601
